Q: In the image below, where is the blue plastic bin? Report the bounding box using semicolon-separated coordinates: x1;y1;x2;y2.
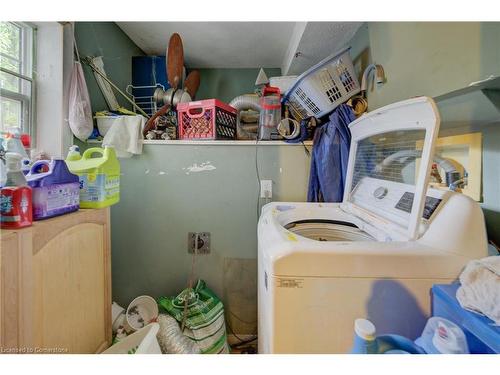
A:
131;56;170;116
432;284;500;354
132;56;169;88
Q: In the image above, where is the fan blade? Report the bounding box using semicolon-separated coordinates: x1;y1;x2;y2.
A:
167;33;184;89
184;70;201;98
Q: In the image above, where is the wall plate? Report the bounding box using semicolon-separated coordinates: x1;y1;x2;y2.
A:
188;232;211;254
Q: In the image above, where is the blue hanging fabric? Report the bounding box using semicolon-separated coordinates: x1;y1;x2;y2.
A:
307;104;355;202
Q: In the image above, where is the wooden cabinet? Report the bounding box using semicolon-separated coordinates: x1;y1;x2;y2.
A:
1;208;112;353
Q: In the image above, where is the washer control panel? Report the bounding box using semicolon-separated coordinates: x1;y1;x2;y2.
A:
395;192;442;220
350;177;446;227
373;186;388;199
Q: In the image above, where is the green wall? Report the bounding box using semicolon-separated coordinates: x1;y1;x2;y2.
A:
113;144;310;334
74;22;145;112
73;23;292;334
195;68;281;103
349;22;500;245
349;22;500;110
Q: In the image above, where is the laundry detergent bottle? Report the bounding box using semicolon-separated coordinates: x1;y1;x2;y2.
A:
26;159;80;220
351;319;425;354
66;145;81;161
1;152;33;228
351;319;379;354
66;146;120;208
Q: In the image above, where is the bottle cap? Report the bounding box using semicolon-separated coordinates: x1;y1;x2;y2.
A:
354;319;376;340
20;134;31;148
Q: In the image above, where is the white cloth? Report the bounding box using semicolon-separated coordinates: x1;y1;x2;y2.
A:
102;115;145;158
456;256;500;325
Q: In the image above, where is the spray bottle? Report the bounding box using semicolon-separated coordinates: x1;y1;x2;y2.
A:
5;152;28;186
1;152;33;228
0;141;6;187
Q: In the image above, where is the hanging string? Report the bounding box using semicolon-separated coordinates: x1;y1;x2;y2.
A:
72;23;81;63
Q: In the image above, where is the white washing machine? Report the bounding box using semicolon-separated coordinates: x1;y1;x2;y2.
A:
257;97;488;353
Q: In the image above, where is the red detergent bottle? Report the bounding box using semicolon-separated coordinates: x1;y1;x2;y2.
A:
1;152;33;229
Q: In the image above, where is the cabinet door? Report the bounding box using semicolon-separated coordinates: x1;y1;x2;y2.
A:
1;230;32;351
33;222;108;353
1;231;20;349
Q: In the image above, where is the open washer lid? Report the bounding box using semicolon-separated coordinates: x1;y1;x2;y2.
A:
342;97;441;241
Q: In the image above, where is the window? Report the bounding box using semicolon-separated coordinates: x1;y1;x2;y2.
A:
0;22;35;137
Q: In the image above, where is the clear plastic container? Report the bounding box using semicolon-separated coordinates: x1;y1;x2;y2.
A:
259;86;281;140
5;152;28;187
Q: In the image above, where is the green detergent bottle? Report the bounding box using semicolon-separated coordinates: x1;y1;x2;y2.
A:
66;145;82;161
66;146;120;208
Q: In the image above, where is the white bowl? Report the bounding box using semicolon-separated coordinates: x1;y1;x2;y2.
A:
126;295;159;331
95;116;120;136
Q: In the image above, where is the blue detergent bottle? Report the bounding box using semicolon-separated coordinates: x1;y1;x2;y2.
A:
351;319;425;354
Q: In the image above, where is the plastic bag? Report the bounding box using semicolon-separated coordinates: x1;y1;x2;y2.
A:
158;280;230;354
68;61;93;141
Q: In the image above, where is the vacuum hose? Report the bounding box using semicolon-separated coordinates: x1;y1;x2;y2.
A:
157;314;200;354
229;94;261;139
229;94;261;113
376;150;457;175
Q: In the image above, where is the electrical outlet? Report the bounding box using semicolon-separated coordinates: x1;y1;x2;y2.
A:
188;232;210;254
260;180;272;198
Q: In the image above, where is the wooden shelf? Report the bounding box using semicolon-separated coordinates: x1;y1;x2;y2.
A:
85;139;313;146
433;76;500;134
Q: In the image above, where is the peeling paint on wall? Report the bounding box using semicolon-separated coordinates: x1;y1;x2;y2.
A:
183;161;217;175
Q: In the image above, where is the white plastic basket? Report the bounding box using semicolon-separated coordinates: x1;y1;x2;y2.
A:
102;323;161;354
283;47;360;120
269;75;298;94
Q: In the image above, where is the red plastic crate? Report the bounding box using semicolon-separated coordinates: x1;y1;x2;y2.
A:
177;99;237;140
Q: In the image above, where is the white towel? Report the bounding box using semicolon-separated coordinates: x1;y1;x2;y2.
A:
456;256;500;325
102;115;145;158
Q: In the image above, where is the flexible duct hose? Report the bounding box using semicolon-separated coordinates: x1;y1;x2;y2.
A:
157;314;200;354
229;94;262;139
229;94;261;113
376;149;458;174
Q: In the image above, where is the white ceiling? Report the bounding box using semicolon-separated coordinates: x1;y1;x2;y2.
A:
116;22;295;68
285;22;363;75
116;22;362;73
